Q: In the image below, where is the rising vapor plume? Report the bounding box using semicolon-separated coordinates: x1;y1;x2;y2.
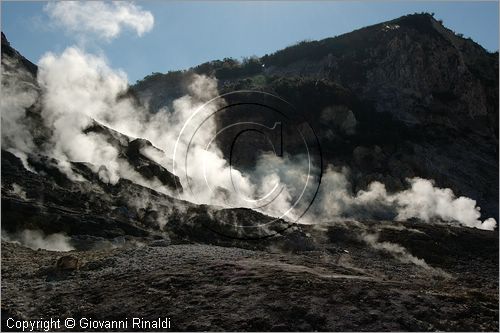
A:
1;41;496;231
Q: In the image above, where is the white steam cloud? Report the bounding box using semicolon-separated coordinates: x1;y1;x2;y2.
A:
12;45;307;226
1;40;496;232
38;47;129;184
394;178;497;230
11;183;27;200
361;232;449;277
44;1;154;41
2;230;74;252
1;56;38;154
311;167;496;230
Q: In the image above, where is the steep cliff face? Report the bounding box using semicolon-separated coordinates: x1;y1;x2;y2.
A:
132;13;499;219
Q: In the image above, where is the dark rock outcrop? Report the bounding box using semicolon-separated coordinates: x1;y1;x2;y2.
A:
1;31;37;75
83;120;181;192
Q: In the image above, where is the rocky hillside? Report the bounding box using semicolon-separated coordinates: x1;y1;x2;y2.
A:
133;13;499;220
1;13;498;332
0;31;311;248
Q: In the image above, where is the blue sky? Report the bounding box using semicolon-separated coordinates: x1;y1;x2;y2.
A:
2;1;499;83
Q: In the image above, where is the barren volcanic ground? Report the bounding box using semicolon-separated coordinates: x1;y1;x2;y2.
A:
2;221;498;331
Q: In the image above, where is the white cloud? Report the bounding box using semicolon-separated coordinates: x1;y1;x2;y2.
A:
44;1;154;41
